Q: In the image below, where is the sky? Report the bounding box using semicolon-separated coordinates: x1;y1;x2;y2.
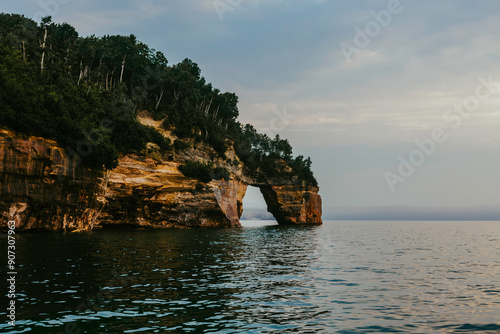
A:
3;0;500;219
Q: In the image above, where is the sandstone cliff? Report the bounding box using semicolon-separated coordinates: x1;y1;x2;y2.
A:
0;129;106;231
0;127;322;231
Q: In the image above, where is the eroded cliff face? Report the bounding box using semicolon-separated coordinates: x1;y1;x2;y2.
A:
0;129;106;231
98;154;247;228
0;128;322;231
259;185;322;225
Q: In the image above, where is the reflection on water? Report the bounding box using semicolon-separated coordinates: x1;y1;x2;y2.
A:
0;221;499;333
240;219;279;228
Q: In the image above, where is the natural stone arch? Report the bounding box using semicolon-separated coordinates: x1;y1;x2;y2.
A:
255;184;322;225
235;179;322;226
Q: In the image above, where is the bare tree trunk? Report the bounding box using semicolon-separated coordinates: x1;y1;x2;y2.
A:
205;98;212;114
120;54;127;83
213;106;219;121
155;86;165;110
173;90;181;102
40;26;48;72
78;59;83;85
111;68;116;89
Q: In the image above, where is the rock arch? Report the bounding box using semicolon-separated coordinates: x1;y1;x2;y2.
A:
216;179;323;227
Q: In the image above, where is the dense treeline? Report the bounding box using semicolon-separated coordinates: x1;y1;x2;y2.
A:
0;13;317;186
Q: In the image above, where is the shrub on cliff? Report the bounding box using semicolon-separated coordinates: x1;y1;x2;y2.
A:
179;161;213;182
145;127;172;151
212;167;230;181
174;140;191;151
179;161;230;182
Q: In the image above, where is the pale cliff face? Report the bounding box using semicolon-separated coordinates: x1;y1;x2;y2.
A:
0;128;322;231
99;154;240;228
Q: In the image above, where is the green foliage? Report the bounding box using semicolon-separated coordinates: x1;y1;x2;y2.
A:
179;161;230;183
174;140;190;151
290;155;318;186
232;123;318;186
145;127;172;151
0;14;174;169
0;13;318;186
179;161;213;183
208;133;227;157
212;167;230;181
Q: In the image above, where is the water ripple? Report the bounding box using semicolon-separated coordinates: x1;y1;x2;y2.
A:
0;221;499;333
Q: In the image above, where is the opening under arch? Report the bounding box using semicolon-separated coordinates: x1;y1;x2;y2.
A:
240;186;278;227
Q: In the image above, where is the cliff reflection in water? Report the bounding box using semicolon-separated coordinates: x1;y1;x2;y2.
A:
3;225;327;333
2;221;500;333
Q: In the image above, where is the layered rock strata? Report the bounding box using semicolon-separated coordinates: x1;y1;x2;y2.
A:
0;129;106;231
0;129;322;231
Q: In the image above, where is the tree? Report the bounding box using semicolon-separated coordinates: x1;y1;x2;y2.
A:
39;16;51;72
0;14;318;185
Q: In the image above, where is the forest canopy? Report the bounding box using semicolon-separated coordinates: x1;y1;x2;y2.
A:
0;13;317;186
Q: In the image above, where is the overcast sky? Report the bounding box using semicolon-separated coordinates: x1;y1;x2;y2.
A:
3;0;500;219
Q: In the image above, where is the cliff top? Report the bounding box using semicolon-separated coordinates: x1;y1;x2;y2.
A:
0;13;317;187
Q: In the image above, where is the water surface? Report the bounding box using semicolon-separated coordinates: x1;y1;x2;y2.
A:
1;220;499;333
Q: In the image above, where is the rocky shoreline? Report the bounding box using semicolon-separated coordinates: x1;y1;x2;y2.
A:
0;127;322;232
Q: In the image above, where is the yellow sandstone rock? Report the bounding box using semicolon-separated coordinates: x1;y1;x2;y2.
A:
0;129;322;231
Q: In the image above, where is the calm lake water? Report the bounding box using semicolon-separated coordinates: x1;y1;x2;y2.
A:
1;221;499;333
